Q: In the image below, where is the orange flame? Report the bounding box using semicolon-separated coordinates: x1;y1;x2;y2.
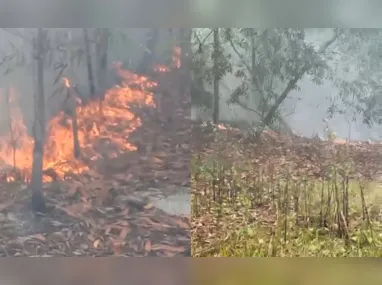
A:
0;64;157;183
0;45;181;184
172;46;181;68
63;77;70;88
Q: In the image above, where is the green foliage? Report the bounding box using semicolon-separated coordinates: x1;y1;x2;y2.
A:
192;125;382;257
326;29;382;126
192;153;382;257
192;28;329;115
191;29;232;109
192;28;382;128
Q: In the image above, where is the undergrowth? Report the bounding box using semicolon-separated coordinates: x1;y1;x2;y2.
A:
191;129;382;257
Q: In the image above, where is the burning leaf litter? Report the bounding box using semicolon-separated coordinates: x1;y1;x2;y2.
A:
0;50;190;256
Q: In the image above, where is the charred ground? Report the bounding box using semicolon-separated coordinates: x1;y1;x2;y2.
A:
0;58;190;257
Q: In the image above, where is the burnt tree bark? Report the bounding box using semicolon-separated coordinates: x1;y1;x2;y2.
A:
83;28;96;99
137;28;159;75
95;28;109;113
67;30;81;158
71;101;81;158
179;28;192;103
212;28;220;124
63;87;81;159
4;87;16;170
254;31;339;139
31;28;47;214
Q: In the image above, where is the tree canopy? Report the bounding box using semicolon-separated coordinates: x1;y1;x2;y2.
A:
191;28;382;135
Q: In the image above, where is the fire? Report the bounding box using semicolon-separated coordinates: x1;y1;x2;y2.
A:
0;87;34;182
153;46;182;72
172;46;181;68
153;65;170;73
0;63;157;183
63;77;70;88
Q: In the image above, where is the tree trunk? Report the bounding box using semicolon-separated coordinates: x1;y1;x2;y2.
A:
67;30;81;158
212;28;220;124
64;87;81;159
83;28;96;99
179;28;192;103
137;28;159;75
255;31;339;139
249;28;266;116
95;29;101;91
4;87;17;170
71;100;81;158
95;28;109;113
30;28;47;214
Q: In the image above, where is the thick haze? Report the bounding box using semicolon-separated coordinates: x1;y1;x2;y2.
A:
1;28;382;141
191;28;382;141
0;28;176;135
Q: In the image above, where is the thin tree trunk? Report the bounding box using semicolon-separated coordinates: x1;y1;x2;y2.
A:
137;28;159;75
179;28;192;103
70;95;80;158
99;28;109;94
83;28;95;99
212;28;220;124
4;87;16;170
30;28;47;214
249;28;266;117
67;30;81;158
97;28;109;113
95;28;101;91
255;31;339;139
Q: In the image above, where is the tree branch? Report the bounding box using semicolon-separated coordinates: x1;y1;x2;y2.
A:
2;28;33;43
228;86;294;134
227;28;266;103
257;30;340;138
192;29;214;59
226;29;251;73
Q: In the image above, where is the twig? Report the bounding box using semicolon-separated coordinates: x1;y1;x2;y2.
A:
192;29;214;59
4;87;17;170
1;28;33;43
226;29;267;107
226;31;251;73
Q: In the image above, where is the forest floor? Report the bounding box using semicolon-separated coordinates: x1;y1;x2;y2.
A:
0;71;191;257
192;122;382;257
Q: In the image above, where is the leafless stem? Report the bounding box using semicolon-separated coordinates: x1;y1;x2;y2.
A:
4;87;17;170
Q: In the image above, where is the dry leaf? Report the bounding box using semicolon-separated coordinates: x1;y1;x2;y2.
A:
18;234;46;243
114;173;133;182
171;161;185;169
93;239;103;249
87;234;96;242
151;244;185;253
144;240;152;252
0;63;190;257
112;240;125;255
180;144;189;150
144;202;154;210
119;227;131;240
116;220;129;227
151;157;163;164
121;208;130;216
67;180;83;196
172;218;189;229
162;251;178;257
139;217;170;230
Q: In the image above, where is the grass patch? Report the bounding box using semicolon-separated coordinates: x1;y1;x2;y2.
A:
191;126;382;257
